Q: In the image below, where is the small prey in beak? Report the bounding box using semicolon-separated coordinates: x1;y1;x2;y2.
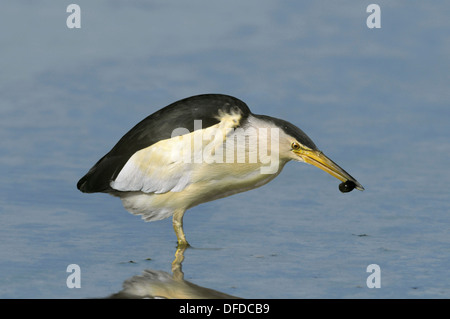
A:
293;148;364;193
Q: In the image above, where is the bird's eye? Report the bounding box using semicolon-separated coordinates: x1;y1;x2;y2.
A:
291;142;301;150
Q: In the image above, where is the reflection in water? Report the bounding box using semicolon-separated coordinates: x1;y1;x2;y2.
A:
109;247;240;299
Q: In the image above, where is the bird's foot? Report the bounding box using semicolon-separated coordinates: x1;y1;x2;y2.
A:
176;241;191;249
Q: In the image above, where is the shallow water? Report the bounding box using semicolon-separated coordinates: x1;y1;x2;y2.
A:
1;1;449;298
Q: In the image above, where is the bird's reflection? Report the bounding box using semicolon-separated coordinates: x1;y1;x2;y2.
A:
109;246;240;299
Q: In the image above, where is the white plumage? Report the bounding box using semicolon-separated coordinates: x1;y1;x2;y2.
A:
111;114;288;222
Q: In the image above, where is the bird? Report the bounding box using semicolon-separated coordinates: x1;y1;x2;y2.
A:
77;94;364;247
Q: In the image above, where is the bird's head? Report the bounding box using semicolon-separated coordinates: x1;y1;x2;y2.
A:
261;115;364;193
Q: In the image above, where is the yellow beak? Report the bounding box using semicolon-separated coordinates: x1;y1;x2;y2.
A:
294;149;364;191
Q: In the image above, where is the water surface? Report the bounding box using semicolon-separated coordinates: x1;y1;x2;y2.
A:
1;1;449;298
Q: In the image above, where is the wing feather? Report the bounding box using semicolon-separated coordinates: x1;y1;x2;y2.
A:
110;110;243;194
77;94;251;193
110;136;192;193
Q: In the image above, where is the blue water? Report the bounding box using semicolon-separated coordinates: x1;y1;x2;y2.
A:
1;1;449;298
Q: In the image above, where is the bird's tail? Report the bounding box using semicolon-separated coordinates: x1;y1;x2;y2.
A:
77;170;95;193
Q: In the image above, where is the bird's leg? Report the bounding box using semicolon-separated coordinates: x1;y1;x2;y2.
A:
171;246;187;281
173;209;190;248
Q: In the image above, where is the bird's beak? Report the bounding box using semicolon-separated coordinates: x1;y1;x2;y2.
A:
294;149;364;191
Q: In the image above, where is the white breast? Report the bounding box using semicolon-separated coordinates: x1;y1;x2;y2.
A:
111;114;288;222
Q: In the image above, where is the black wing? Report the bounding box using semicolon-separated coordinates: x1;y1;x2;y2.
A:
77;94;251;193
